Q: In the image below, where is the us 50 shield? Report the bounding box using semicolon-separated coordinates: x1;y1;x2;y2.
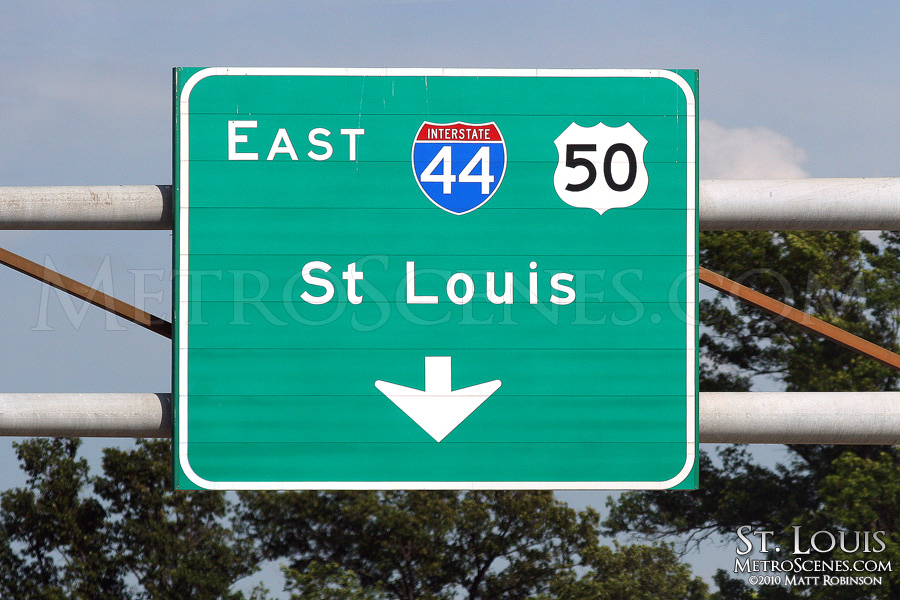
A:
553;122;649;215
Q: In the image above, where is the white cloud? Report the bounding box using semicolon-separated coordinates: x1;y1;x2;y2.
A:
700;120;809;179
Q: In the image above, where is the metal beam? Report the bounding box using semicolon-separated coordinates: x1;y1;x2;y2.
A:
0;393;172;438
2;392;900;444
0;185;171;229
700;392;900;444
700;267;900;371
699;178;900;230
2;178;900;230
0;247;172;338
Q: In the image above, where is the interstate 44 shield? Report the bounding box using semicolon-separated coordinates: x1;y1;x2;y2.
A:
412;121;507;215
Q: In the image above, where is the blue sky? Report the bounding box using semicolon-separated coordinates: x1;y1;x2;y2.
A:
2;0;899;593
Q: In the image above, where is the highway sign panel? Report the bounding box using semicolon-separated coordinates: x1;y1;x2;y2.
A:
174;68;698;490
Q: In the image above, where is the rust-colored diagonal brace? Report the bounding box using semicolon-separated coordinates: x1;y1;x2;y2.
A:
700;266;900;371
0;247;172;339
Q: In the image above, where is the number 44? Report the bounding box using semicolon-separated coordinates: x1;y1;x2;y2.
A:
421;146;494;194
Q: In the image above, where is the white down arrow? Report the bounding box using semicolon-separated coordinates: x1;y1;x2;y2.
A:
374;356;502;442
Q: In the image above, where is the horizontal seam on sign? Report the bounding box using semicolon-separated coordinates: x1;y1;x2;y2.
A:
185;112;687;116
187;347;690;351
189;350;689;353
185;300;684;304
183;442;689;446
184;394;686;398
185;254;686;258
186;160;690;165
187;346;689;349
182;253;688;257
181;205;685;207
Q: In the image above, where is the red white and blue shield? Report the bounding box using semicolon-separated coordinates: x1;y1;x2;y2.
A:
412;121;507;215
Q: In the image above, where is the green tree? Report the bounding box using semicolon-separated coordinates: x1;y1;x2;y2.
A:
239;490;707;600
606;230;900;600
547;541;709;600
0;438;123;600
0;438;258;600
96;439;258;600
819;450;900;596
3;439;710;600
699;230;897;392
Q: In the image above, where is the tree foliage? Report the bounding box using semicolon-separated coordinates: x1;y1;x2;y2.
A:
0;438;121;600
239;490;707;600
96;439;257;599
2;438;707;599
547;541;709;600
606;230;900;600
699;231;898;392
0;438;257;600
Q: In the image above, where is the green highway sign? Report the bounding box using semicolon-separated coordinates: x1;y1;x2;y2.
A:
173;68;698;490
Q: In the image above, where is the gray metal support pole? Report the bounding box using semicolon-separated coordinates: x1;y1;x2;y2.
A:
0;185;171;230
0;393;172;438
699;178;900;230
3;392;900;443
2;178;900;230
700;392;900;444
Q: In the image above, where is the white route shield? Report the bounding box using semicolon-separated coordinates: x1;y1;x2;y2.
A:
553;122;649;215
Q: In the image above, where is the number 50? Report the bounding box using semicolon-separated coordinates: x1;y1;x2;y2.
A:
564;143;638;193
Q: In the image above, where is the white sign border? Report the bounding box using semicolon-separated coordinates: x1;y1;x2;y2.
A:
177;67;697;490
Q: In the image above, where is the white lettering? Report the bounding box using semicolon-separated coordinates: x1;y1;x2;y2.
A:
793;526;810;555
446;273;474;305
529;261;538;304
341;262;365;305
406;261;438;304
267;128;299;160
550;273;576;305
300;261;335;304
307;128;333;161
486;272;513;304
736;526;755;556
228;120;258;160
340;128;365;161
